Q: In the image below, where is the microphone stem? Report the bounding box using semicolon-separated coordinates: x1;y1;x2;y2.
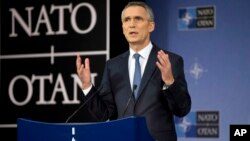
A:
122;85;137;117
65;86;102;123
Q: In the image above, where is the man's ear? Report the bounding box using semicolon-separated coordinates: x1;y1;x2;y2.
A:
149;21;155;32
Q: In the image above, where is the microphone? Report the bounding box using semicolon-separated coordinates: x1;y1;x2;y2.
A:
65;85;103;123
122;85;137;117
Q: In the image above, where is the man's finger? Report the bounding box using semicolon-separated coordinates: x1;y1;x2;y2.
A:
84;58;90;69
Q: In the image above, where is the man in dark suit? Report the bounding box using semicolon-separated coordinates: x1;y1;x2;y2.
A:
76;1;191;141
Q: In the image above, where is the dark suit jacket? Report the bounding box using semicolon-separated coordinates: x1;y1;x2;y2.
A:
83;44;191;141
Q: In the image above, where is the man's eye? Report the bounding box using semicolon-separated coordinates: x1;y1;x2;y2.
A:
124;18;130;22
135;17;141;21
135;17;144;21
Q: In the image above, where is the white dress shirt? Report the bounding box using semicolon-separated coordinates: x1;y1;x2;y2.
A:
128;42;153;89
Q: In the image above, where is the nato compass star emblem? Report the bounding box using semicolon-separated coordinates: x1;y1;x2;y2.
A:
182;12;193;25
189;58;207;81
178;117;192;133
71;127;76;141
178;7;196;30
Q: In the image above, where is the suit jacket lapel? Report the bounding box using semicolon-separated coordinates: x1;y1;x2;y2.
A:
136;46;159;100
121;51;134;96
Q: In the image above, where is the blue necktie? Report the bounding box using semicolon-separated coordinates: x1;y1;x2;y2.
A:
133;53;141;100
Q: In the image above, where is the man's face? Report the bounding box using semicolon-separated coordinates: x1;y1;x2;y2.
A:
122;6;155;45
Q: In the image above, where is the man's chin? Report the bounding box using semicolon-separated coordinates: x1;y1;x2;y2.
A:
127;39;139;44
128;41;139;45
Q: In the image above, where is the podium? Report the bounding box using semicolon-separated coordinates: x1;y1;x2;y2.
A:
17;116;154;141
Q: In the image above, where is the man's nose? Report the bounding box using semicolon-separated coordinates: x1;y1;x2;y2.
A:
128;20;136;27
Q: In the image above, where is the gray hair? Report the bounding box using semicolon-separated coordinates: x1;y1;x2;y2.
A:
121;1;155;22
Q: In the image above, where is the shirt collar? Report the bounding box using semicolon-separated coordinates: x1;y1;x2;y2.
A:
129;42;153;59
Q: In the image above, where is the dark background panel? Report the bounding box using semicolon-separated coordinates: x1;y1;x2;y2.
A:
0;0;145;140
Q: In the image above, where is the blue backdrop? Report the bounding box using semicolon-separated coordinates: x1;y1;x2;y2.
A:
147;0;250;141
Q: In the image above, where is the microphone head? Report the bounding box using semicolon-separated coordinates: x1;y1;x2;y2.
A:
133;85;137;90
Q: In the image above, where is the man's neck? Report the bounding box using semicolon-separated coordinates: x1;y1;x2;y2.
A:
129;41;151;52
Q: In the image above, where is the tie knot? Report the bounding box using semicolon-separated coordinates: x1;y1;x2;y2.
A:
133;53;140;60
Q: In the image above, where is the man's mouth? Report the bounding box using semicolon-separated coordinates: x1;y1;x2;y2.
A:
129;31;138;35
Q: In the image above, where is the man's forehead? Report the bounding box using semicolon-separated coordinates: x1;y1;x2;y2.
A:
124;6;146;13
123;7;147;18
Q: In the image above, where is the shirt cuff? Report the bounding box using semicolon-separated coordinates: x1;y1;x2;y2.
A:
82;85;93;96
162;84;169;90
162;80;174;90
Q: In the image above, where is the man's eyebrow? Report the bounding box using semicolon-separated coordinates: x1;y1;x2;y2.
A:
124;16;143;19
134;16;143;19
